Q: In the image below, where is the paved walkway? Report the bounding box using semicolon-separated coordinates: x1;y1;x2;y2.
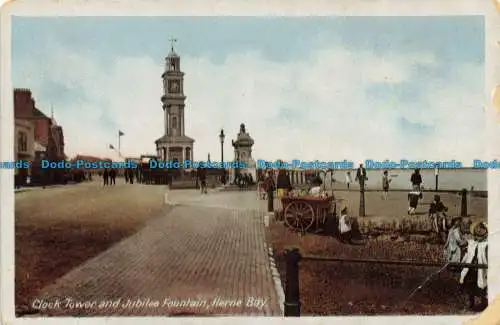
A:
31;202;281;316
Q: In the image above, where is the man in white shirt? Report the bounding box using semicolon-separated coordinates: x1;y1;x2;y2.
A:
309;176;324;197
460;221;488;311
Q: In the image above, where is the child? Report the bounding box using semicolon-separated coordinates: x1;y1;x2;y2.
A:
444;217;466;265
429;194;448;233
345;171;353;189
381;170;391;200
407;190;421;215
338;206;352;243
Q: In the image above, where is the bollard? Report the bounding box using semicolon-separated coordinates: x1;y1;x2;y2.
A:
268;188;274;213
284;248;301;316
461;188;468;217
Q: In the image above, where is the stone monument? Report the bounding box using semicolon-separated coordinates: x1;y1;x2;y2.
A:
231;123;256;182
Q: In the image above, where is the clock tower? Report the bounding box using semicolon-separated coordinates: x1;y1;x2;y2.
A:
155;39;195;166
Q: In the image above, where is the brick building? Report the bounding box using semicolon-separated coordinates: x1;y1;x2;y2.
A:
14;88;66;185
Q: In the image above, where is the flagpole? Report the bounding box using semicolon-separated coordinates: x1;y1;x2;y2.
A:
118;134;121;157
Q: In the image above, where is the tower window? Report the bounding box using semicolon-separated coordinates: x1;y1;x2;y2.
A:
172;116;177;129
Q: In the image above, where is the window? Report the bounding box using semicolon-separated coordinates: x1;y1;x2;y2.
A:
18;131;27;153
172;117;177;129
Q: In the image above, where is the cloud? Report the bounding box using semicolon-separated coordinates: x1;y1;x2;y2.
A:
13;41;486;165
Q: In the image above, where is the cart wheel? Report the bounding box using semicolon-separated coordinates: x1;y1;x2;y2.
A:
284;201;315;232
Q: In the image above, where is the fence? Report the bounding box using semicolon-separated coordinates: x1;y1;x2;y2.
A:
279;247;487;316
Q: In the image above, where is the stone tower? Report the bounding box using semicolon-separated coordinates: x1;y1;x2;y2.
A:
231;123;256;181
155;39;195;165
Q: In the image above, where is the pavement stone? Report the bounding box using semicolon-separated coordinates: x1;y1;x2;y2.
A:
31;203;281;316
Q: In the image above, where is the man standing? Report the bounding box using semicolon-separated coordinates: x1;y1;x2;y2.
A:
109;168;116;186
355;164;367;187
128;169;134;184
103;168;109;187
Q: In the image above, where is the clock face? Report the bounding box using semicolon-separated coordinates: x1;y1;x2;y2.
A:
169;80;180;93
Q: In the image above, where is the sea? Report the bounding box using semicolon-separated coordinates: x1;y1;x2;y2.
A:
327;169;487;191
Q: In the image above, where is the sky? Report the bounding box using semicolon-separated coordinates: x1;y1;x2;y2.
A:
11;16;486;164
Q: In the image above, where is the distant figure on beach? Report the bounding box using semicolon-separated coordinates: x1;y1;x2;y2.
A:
338;206;352;244
355;164;368;187
410;169;423;191
125;169;129;183
407;190;421;215
381;170;392;200
444;217;466;265
345;171;353;189
429;194;448;233
109;169;116;186
103;169;109;186
460;221;488;312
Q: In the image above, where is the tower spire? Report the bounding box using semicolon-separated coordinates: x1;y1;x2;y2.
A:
169;37;177;53
51;104;54;119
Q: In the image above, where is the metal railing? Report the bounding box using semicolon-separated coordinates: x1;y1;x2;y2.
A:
280;247;488;316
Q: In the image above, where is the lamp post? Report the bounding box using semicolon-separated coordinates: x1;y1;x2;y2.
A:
219;129;225;184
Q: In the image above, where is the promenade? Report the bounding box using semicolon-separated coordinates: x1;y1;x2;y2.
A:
15;182;486;316
16;181;281;317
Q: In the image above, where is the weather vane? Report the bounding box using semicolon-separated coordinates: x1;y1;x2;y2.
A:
169;37;177;52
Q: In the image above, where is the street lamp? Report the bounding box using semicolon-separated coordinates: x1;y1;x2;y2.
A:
219;129;225;184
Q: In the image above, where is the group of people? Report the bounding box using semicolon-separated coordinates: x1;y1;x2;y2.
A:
101;168;116;186
445;219;488;311
257;169;293;200
234;173;254;189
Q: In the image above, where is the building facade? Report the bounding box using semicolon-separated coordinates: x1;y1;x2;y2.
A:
14;118;35;183
155;44;195;167
14;88;66;184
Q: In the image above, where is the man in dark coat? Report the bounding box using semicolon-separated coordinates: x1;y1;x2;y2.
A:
103;168;109;186
355;164;368;187
128;169;134;184
109;168;116;186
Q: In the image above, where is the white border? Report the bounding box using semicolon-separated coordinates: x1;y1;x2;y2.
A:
1;0;499;324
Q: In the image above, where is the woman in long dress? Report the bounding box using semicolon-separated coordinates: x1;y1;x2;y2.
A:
444;217;466;265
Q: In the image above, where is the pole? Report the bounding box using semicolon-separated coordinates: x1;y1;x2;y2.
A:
284;248;301;316
435;167;439;192
461;188;468;217
221;141;225;184
359;182;365;217
358;169;366;217
118;135;121;157
267;185;274;213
